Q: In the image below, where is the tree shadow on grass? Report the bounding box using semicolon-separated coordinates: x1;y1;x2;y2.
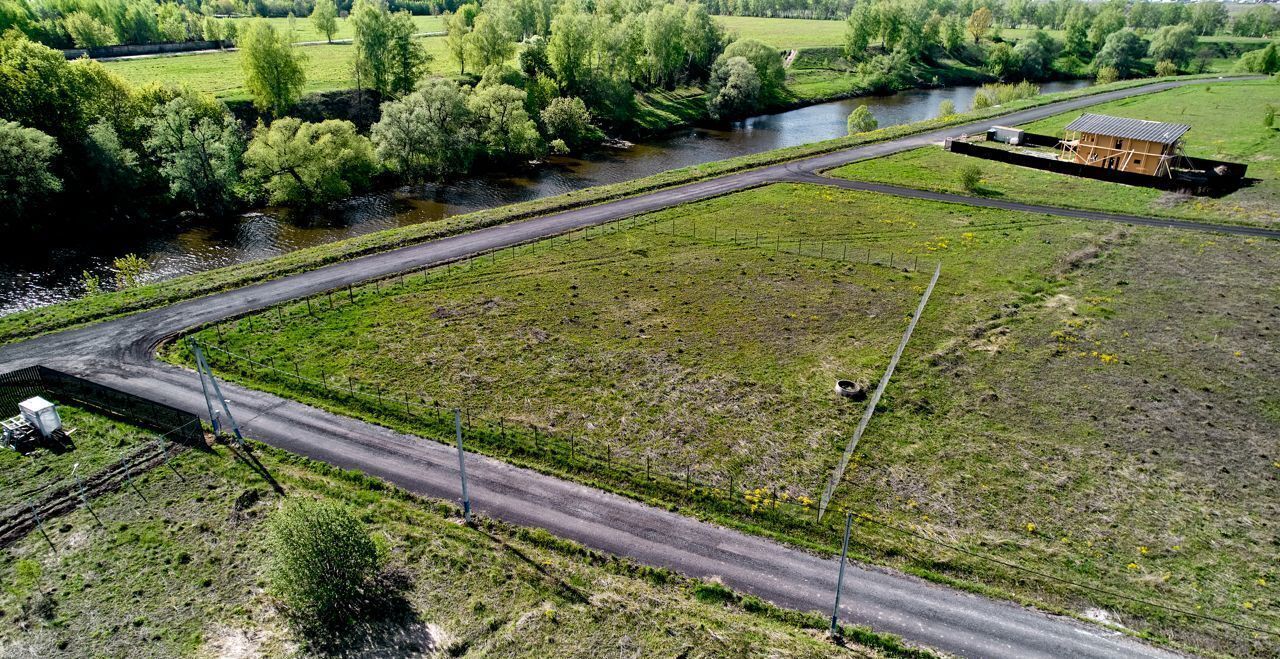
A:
969;185;1006;198
294;567;433;658
477;527;590;606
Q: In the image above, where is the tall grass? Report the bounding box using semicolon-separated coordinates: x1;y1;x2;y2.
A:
971;81;1041;110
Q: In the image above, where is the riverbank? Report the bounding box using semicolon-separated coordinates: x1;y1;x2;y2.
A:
0;75;1233;345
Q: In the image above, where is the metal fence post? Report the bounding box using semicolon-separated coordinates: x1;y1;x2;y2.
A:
455;410;472;524
831;512;853;636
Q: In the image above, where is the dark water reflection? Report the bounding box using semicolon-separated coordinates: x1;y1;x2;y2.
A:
0;80;1089;316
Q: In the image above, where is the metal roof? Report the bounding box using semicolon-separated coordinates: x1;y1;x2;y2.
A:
1063;113;1190;144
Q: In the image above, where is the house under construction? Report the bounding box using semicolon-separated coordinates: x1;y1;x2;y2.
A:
943;113;1247;195
1059;114;1191;177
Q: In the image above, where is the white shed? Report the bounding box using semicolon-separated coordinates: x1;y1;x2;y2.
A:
18;396;62;437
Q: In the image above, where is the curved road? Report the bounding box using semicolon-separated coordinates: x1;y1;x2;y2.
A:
4;77;1264;657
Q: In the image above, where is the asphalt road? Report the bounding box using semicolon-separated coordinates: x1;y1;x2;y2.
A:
4;78;1254;657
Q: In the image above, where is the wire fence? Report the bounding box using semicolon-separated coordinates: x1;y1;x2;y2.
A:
189;337;1277;641
177;218;1274;644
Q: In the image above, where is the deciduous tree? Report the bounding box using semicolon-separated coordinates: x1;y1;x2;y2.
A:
371;79;476;180
0;120;60;228
967;7;992;44
310;0;338;43
140;96;243;216
706;55;760;118
244;118;378;207
239;20;306;118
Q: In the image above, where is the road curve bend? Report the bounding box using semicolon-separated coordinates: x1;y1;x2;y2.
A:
2;78;1249;658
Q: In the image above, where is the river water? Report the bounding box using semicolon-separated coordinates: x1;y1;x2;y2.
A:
0;80;1089;317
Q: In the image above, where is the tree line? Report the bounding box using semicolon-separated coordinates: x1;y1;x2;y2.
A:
708;0;1257;39
839;0;1256;89
0;0;465;49
1;0;791;240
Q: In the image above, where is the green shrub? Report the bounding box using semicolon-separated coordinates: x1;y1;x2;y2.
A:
1095;65;1119;85
266;498;399;638
958;164;983;192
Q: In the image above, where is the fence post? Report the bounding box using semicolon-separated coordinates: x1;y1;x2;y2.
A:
348;284;354;302
306;298;313;315
830;512;854;636
454;410;472;524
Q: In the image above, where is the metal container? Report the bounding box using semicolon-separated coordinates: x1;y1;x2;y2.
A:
18;396;61;437
987;126;1025;145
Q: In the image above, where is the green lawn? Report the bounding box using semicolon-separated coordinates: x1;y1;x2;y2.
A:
830;80;1280;228
717;15;849;49
168;181;1279;656
103;38;452;100
0;427;888;656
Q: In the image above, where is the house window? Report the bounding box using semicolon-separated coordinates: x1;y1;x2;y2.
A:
1133;158;1142;166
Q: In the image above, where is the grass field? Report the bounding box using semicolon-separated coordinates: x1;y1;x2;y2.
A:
717;15;848;49
103;37;452;100
830;80;1280;228
0;405;157;513
0;412;895;657
168;181;1280;655
248;14;446;43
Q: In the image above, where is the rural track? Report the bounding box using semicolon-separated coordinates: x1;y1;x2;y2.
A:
1;77;1261;658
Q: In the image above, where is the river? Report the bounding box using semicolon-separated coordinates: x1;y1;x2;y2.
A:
0;80;1089;317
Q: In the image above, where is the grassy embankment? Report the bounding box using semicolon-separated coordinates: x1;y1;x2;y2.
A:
0;75;1233;346
830;80;1280;228
0;410;903;657
169;181;1279;656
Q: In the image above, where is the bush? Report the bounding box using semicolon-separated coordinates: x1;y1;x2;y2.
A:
958;164;982;192
846;105;877;135
937;100;956;118
1095;66;1119;85
1154;60;1178;78
267;498;401;638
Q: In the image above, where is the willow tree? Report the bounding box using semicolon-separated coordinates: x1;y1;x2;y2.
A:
240;20;306;118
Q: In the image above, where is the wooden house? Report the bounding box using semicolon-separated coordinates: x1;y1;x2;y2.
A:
1059;113;1191;177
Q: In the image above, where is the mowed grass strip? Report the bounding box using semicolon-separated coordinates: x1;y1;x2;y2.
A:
174;182;1279;654
716;15;848;49
0;410;886;657
103;38;452;99
830;80;1280;228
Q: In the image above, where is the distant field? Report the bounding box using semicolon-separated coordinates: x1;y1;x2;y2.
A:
831;80;1280;227
716;15;848;49
248;14;445;43
103;38;452;99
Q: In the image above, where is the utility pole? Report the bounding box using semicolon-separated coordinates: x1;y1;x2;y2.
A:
454;409;472;524
830;512;853;637
190;339;245;448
